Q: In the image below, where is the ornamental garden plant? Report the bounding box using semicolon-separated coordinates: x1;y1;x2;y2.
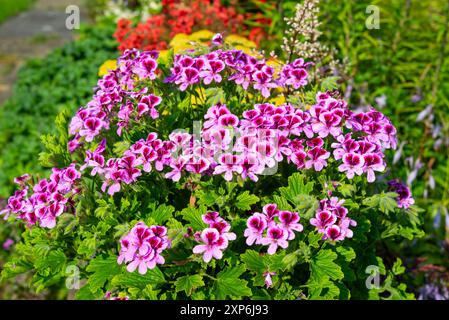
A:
0;29;423;300
113;0;270;52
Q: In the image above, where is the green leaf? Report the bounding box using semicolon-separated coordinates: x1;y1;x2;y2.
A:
266;251;288;271
178;206;206;230
308;232;322;249
241;250;266;273
111;267;165;290
277;173;316;215
86;256;122;292
235;191;259;211
205;87;225;105
77;236;97;257
310;249;344;281
320;76;340;91
75;283;97;300
142;284;160;300
213;264;252;299
113;141;131;155
279;173;314;203
338;183;356;197
175;275;205;295
34;249;67;274
336;246;356;262
148;204;175;225
166;218;185;247
363;192;398;214
307;275;340;299
392;258;405;275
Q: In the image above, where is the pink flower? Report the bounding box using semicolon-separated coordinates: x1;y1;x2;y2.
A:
312;197;354;242
263;271;276;288
363;153;385;183
331;134;359;160
118;222;169;274
211;33;223;46
388;180;415;209
310;210;337;233
253;70;277;98
311;111;342;138
244;213;267;245
165;157;187;182
2;239;14;250
305;147;330;171
134;57;158;80
193;228;228;263
324;225;344;241
213;154;242;181
176;67;200;91
200;60;225;85
79;117;102;142
202;211;221;224
262;203;279;226
278;211;303;240
338;153;365;179
261;226;288;255
137;94;162;119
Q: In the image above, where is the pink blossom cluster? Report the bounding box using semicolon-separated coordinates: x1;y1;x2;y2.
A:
81;90;397;196
0;165;81;228
68;49;161;151
117;222;170;274
81;132;177;196
388;179;415;209
165;50;310;97
67;46;309;153
192;211;236;263
244;204;303;254
310;197;356;241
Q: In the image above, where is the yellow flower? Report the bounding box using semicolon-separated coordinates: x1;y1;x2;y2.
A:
168;33;194;53
98;60;117;77
234;45;256;56
190;87;206;107
189;30;214;42
225;34;257;48
270;94;286;105
169;33;191;47
157;50;170;65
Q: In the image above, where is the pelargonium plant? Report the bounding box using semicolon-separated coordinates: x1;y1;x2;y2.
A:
0;34;422;300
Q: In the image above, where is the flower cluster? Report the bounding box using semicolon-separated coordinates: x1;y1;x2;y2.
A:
117;222;170;274
310;197;355;241
388;180;415;209
244;204;303;254
0;165;81;228
85;88;397;196
113;0;266;52
165;51;310;97
192;211;236;263
68;50;161;150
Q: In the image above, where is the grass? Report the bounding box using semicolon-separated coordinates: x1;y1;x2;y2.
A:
0;0;36;24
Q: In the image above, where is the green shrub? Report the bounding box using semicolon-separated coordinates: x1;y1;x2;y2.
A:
0;23;118;197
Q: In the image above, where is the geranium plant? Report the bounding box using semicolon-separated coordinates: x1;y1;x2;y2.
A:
0;34;423;300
